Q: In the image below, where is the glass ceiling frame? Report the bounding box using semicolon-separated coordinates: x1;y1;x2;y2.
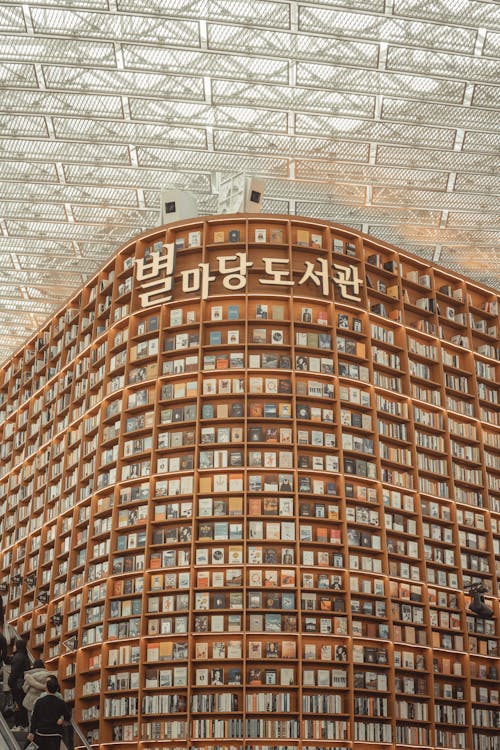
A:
0;0;498;362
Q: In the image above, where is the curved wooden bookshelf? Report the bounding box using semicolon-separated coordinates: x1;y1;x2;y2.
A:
0;214;499;750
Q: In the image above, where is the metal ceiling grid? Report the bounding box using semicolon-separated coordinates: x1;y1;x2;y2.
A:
0;0;498;363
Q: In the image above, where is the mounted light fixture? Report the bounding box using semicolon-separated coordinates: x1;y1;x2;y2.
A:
37;592;49;605
25;575;36;589
468;583;494;620
50;613;63;626
12;575;23;586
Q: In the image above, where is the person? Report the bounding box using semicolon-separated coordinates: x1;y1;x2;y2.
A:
296;356;308;370
0;625;12;716
0;623;8;666
8;639;30;731
211;669;223;686
27;675;71;750
22;658;56;724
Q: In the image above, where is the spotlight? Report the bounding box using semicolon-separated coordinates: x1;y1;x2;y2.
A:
50;614;63;626
37;592;49;605
25;575;36;589
468;584;494;620
12;575;23;586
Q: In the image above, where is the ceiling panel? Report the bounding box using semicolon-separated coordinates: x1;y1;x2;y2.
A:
0;89;124;117
137;149;291;175
0;201;68;220
294;160;449;190
0;139;130;163
208;24;380;68
121;0;292;27
387;46;500;83
211;80;376;117
122;45;289;83
294;113;456;148
296;61;467;103
375;145;498;175
30;7;201;44
372;187;498;212
393;0;500;29
381;97;499;131
0;5;25;31
43;66;206;99
299;5;477;53
128;100;289;131
0;35;117;65
0;0;498;364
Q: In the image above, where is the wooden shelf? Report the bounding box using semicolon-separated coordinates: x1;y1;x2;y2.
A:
0;214;499;749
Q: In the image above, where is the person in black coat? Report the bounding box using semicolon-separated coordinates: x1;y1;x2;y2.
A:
0;624;8;666
8;639;30;730
27;675;71;750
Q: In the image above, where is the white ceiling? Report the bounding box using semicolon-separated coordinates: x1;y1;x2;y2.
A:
0;0;499;363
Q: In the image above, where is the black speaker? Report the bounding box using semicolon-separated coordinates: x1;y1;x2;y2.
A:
160;189;197;224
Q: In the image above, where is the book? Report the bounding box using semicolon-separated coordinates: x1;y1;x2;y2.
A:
296;229;309;246
188;230;201;247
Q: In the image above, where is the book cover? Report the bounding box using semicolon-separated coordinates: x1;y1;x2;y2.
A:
188;230;201;247
296;229;309;246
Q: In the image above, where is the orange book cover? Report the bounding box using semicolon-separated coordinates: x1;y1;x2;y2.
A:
248;497;261;515
150;554;162;570
150;574;163;590
228;496;243;515
281;640;296;658
199;476;212;493
316;527;328;543
159;641;173;661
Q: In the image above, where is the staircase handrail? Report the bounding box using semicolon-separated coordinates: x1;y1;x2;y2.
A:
5;624;94;750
